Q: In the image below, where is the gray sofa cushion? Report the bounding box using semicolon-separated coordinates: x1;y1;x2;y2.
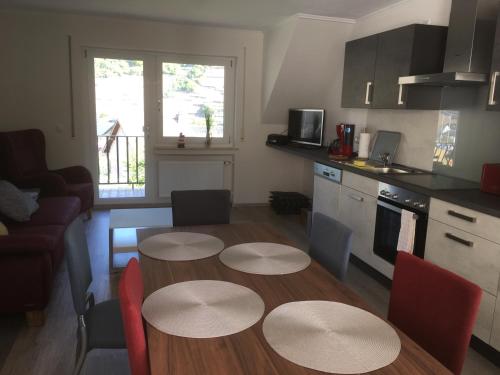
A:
0;180;39;222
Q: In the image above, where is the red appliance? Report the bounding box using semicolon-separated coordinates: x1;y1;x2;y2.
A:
481;164;500;195
329;124;355;157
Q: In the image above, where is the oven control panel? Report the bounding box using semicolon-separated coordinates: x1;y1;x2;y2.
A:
378;183;430;213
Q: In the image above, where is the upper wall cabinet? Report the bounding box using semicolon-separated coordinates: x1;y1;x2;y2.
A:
487;13;500;111
341;35;378;108
342;24;447;110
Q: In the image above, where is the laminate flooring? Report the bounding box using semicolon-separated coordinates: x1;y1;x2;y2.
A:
0;207;498;375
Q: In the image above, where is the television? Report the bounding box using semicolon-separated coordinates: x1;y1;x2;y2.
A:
288;109;325;147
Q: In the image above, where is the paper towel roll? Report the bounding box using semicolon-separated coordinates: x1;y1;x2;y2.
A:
358;133;371;159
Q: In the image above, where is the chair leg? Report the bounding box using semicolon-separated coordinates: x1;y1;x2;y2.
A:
74;317;88;375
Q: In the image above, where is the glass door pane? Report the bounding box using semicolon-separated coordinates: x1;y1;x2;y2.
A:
162;62;225;139
93;57;146;199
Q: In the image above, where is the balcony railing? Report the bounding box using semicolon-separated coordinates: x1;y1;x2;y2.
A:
97;135;145;187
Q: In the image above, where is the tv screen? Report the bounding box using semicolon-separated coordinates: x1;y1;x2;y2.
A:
288;109;325;147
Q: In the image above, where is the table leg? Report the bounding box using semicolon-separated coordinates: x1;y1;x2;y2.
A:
109;227;114;273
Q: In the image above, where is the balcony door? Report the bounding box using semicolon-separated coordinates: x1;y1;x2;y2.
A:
88;50;150;201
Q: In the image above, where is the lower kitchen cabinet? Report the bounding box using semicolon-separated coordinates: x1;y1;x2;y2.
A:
313;175;341;220
491;297;500;350
425;216;500;346
338;185;377;265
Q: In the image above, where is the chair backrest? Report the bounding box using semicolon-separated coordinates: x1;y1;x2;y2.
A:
0;129;48;179
119;258;149;375
64;216;93;316
389;252;482;375
309;212;353;281
171;189;231;226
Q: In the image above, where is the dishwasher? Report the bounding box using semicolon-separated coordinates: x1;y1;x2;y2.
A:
313;162;343;220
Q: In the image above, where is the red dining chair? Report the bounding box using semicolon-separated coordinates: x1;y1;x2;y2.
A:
119;258;150;375
388;252;482;375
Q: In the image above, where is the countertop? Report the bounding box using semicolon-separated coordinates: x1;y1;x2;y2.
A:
267;143;500;219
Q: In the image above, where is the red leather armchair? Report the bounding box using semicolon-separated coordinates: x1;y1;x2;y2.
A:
0;129;94;213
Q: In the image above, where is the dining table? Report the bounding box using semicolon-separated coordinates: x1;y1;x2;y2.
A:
137;222;451;375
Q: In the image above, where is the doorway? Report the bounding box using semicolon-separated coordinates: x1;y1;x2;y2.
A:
89;53;147;200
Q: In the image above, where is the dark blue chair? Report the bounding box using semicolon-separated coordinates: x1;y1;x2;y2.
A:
64;217;126;375
309;212;353;281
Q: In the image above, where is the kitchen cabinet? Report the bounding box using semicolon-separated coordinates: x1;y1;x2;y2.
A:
487;12;500;111
341;35;377;108
425;198;500;348
342;24;447;110
313;175;341;220
338;185;377;265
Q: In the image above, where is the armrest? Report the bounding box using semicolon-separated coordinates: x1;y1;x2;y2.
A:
0;234;57;255
13;173;68;197
52;166;93;185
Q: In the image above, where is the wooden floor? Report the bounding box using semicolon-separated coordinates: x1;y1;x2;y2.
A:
0;206;498;375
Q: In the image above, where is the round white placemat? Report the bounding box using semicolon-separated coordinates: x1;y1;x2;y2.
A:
138;232;224;261
219;242;311;275
142;280;265;338
262;301;401;374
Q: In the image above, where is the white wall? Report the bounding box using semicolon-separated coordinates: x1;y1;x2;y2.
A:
262;16;355;125
0;9;306;204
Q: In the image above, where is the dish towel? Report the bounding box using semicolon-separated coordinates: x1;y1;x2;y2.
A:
397;209;417;253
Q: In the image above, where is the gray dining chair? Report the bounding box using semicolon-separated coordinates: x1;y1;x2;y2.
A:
64;217;126;375
309;212;353;281
171;189;231;226
81;349;131;375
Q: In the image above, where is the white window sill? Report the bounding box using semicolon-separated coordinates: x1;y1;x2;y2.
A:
154;144;238;155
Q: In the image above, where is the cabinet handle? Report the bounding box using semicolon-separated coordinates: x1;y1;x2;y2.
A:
348;194;364;202
397;84;405;105
445;233;474;247
365;82;373;105
488;72;499;106
447;210;477;223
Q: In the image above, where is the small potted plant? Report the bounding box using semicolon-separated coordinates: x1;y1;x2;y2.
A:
201;105;214;147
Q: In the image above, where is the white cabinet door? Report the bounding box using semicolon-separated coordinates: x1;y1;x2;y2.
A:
313;175;341;220
338;185;377;264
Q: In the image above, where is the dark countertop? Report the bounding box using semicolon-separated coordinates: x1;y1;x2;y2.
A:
267;143;500;219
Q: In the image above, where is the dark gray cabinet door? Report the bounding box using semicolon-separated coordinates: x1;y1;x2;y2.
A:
487;13;500;111
372;27;414;109
341;35;377;108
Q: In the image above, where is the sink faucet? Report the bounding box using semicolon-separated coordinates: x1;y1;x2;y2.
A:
379;152;391;167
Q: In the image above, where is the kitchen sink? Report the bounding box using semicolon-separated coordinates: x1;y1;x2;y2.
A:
336;161;426;174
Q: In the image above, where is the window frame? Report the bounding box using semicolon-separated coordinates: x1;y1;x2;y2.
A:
156;53;236;146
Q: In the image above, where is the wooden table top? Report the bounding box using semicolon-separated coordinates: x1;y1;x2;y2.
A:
137;223;451;375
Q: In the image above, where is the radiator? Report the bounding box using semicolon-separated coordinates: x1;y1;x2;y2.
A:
158;160;225;198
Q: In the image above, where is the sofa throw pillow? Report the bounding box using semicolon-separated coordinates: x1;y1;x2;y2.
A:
0;180;39;222
0;221;8;236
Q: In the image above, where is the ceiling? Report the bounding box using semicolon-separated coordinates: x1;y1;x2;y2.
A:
1;0;404;29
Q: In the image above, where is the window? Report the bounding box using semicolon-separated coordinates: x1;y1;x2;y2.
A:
159;55;235;144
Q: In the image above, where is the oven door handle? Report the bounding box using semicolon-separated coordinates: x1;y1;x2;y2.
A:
378;200;420;219
378;200;402;214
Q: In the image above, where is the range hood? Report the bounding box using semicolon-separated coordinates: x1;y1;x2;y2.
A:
399;0;499;87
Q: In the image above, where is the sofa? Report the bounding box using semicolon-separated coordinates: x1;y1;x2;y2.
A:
0;129;94;215
0;195;81;325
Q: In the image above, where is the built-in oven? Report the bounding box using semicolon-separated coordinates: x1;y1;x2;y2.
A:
373;183;429;265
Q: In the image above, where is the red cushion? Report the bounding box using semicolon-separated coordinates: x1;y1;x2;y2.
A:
388;252;482;375
119;258;149;375
15;196;81;227
66;183;93;213
7;225;66;266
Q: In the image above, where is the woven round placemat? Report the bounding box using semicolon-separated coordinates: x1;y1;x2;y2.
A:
138;232;224;261
219;242;311;275
262;301;401;374
142;280;265;338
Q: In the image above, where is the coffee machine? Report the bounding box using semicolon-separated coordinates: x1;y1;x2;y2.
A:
329;124;355;157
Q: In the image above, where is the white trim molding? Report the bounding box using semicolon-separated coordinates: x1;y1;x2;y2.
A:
296;13;356;24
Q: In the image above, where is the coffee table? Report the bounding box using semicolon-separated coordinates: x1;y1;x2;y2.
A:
109;208;172;272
